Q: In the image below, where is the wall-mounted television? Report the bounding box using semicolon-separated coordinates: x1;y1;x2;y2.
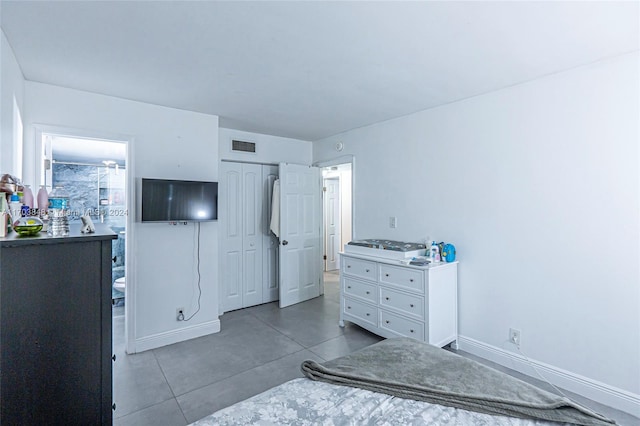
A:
141;178;218;222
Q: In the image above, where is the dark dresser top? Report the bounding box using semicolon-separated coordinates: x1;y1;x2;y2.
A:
0;224;117;248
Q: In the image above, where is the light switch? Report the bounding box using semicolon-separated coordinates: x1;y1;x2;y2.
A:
390;217;397;228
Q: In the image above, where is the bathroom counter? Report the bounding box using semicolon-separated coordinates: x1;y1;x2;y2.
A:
0;223;117;247
0;222;116;424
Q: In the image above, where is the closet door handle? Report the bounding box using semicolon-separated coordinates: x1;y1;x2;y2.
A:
282;240;288;246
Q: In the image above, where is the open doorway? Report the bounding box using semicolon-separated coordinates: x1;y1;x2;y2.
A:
41;133;128;319
321;162;353;272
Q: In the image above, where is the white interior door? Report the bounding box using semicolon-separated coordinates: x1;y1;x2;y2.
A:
278;163;321;308
323;177;340;271
241;163;263;307
220;162;243;312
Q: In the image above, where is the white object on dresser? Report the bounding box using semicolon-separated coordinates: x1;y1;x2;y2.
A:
339;253;458;348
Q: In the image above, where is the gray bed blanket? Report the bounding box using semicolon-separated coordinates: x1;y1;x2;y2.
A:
301;337;615;425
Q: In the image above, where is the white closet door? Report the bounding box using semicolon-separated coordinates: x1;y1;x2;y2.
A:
220;162;243;312
242;163;264;307
262;165;279;303
278;163;321;308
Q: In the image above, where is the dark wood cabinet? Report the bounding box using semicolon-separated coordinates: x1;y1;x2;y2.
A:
0;226;116;425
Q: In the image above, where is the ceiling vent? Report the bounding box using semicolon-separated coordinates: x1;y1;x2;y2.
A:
232;140;256;153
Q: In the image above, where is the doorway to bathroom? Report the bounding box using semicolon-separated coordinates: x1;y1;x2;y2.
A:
41;133;128;317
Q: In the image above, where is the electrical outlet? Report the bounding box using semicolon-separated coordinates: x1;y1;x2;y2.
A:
509;328;521;346
390;217;397;228
176;307;185;321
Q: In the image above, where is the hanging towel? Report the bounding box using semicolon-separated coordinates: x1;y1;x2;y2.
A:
269;179;280;238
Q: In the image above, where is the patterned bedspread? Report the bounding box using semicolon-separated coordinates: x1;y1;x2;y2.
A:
191;378;567;426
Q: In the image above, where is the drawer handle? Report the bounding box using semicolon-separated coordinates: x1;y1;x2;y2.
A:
385;273;389;277
385;320;390;324
366;313;370;316
347;265;351;268
410;304;414;308
366;291;370;295
347;306;351;309
366;269;370;272
409;278;414;282
347;286;351;289
385;297;390;301
410;329;415;333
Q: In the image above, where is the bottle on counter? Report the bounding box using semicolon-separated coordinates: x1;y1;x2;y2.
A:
37;185;49;222
47;186;70;237
9;193;22;224
22;185;34;209
37;185;49;210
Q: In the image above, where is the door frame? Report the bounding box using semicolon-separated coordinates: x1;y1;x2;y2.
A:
314;155;356;271
32;124;136;354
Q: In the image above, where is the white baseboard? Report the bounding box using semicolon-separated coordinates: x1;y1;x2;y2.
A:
457;335;640;417
133;319;221;353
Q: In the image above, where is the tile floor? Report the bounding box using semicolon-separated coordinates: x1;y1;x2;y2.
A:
112;272;639;425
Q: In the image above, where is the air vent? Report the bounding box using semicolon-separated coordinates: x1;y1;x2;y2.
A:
232;140;256;153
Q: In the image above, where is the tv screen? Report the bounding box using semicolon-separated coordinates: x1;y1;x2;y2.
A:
141;178;218;222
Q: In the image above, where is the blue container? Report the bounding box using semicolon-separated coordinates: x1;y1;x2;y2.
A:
443;244;456;262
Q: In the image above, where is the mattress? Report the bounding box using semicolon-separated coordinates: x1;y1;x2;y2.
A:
192;338;613;426
191;378;563;426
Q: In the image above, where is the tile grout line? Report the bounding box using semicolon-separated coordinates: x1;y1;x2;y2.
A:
150;348;190;425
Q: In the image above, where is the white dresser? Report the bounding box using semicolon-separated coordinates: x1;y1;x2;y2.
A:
339;253;458;348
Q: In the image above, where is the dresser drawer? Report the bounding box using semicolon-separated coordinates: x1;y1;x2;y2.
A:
379;264;424;292
380;287;424;320
343;257;377;281
343;277;377;303
343;297;377;327
380;310;425;340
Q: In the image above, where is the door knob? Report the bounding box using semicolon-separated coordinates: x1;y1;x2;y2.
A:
282;240;289;246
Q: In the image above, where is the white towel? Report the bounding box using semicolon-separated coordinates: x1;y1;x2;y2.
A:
269;179;280;238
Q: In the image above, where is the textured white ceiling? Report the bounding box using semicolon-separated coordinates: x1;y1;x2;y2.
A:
2;1;638;141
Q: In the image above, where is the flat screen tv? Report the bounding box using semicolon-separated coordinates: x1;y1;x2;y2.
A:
141;178;218;222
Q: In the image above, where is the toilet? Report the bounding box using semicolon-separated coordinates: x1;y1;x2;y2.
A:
113;276;126;293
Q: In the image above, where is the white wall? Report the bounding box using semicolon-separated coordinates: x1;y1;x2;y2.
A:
314;53;640;409
23;82;220;352
219;127;312;164
0;29;25;178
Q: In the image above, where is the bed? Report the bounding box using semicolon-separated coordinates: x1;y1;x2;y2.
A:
192;338;615;426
